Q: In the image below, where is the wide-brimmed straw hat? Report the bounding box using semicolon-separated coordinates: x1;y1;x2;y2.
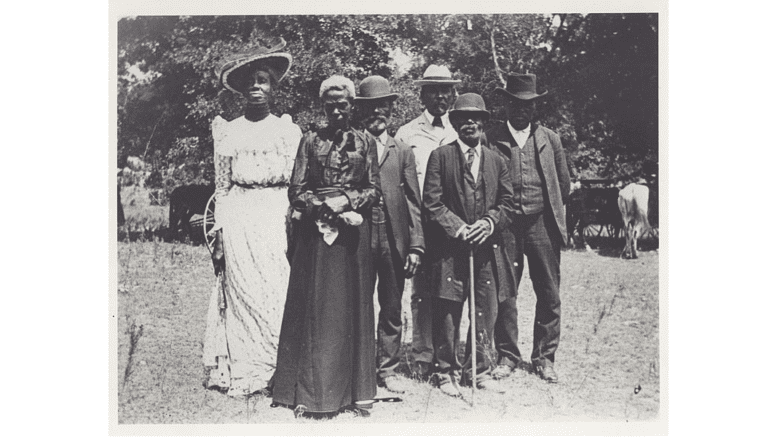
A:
355;76;398;101
448;93;490;120
495;73;548;101
414;65;462;86
218;37;293;94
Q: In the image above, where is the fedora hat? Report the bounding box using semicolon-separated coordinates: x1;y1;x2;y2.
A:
355;76;398;101
414;64;462;86
448;93;490;120
495;73;548;100
219;37;293;94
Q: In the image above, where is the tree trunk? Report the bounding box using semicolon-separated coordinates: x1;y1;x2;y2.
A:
489;18;506;87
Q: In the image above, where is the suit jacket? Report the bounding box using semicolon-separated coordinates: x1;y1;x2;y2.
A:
375;134;425;259
485;122;571;244
395;112;459;189
422;141;517;302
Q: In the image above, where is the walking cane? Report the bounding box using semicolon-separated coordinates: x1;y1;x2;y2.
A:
469;246;477;406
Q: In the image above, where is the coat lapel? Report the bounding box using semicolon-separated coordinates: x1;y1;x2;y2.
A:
488;123;515;161
532;125;553;177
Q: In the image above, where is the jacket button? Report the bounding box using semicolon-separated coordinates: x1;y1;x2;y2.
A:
493;244;498;249
486;280;491;285
513;262;519;267
447;277;451;282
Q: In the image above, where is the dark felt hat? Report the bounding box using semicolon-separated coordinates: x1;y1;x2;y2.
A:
496;73;548;100
218;37;293;94
355;76;398;101
448;93;490;120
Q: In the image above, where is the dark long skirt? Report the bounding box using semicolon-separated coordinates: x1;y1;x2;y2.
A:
272;215;376;413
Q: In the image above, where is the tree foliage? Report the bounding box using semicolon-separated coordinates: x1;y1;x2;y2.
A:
117;14;659;192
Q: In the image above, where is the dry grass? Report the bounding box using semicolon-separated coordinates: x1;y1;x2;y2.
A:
117;241;659;423
119;186;169;241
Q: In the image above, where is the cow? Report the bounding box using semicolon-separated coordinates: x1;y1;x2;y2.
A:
618;182;658;259
168;183;215;243
566;181;623;250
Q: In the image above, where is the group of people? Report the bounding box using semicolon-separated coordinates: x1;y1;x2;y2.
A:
202;39;571;418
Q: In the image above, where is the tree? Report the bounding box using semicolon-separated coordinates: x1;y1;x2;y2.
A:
117;14;660;195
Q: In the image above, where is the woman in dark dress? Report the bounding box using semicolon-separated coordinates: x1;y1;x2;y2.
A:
272;75;381;417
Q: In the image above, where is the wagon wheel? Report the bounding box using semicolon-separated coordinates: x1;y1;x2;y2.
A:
203;193;217;254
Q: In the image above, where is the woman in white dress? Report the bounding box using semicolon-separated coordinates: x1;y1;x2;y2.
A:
202;39;302;397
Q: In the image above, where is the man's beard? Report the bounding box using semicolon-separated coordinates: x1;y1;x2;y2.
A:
365;116;388;134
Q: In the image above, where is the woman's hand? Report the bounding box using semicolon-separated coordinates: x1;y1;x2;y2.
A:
211;230;225;276
323;195;350;214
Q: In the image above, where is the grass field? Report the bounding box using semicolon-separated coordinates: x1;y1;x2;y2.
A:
116;241;660;424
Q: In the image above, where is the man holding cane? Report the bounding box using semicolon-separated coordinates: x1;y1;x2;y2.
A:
422;93;515;397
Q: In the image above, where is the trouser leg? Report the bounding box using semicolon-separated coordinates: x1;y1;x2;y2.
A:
524;212;562;367
431;297;463;374
494;296;521;367
375;237;405;379
411;273;434;366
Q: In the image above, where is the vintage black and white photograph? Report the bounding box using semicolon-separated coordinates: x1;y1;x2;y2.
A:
113;10;664;429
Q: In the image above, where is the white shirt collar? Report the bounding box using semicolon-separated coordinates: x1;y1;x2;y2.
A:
507;120;532;149
457;139;481;157
507;120;531;136
423;110;450;128
369;130;388;145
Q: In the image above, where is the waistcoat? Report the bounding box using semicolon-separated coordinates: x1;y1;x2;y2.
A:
513;134;544;214
463;153;486;224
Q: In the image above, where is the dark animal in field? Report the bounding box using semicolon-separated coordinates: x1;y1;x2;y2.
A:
618;183;658;259
566;183;622;250
168;183;215;243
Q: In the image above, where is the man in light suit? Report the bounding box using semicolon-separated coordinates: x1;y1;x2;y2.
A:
485;73;571;383
355;76;425;394
423;93;515;397
395;65;460;377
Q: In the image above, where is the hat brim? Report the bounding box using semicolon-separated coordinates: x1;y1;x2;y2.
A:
221;53;293;94
414;79;462;86
449;108;491;120
354;94;399;102
495;88;548;101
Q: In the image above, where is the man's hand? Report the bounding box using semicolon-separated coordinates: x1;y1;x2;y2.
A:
465;219;492;245
324;195;350;214
211;230;226;276
404;252;422;278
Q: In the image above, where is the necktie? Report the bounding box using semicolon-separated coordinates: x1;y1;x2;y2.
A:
466;148;475;175
432;116;443;128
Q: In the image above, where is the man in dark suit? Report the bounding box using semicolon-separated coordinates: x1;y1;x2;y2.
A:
355;76;425;394
486;73;571;383
423;93;515;397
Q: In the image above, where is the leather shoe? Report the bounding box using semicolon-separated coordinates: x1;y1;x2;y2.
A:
435;373;462;398
491;364;514;380
534;364;558;383
476;378;506;393
381;375;411;394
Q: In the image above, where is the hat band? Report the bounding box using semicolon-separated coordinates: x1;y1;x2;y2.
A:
422;76;455;80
